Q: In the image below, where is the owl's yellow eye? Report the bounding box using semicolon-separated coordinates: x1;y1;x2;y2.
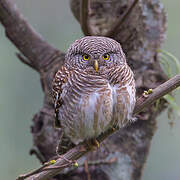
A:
102;54;110;60
82;54;90;61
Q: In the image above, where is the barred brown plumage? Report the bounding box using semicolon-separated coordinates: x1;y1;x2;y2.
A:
52;36;136;152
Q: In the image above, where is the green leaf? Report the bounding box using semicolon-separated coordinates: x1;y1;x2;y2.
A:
158;49;180;74
159;54;172;78
163;94;180;117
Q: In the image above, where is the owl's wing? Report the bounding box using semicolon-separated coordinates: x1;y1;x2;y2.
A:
109;65;136;126
52;66;70;128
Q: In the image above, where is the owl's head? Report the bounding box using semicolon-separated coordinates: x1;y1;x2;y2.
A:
65;36;126;73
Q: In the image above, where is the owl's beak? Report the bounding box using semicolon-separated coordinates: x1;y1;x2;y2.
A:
94;60;99;72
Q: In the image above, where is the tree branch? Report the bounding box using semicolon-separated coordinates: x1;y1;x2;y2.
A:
105;0;139;37
17;74;180;180
80;0;91;35
134;74;180;114
0;0;61;71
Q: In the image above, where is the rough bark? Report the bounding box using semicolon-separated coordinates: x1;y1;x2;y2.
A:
0;0;168;179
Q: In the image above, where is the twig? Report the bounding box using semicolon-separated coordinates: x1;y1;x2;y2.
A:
105;0;139;37
29;147;46;163
17;161;52;180
134;74;180;114
80;0;91;35
16;74;180;180
0;0;61;71
23;145;87;180
16;53;38;71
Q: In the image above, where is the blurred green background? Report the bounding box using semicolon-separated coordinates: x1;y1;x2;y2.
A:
0;1;179;179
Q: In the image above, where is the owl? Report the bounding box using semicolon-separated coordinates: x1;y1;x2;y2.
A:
53;36;136;152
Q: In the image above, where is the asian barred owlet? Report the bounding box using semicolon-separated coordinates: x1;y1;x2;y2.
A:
53;36;136;149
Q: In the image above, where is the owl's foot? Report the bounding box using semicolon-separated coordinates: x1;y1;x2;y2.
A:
86;139;100;151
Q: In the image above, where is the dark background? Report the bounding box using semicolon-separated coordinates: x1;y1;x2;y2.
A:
0;0;179;179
